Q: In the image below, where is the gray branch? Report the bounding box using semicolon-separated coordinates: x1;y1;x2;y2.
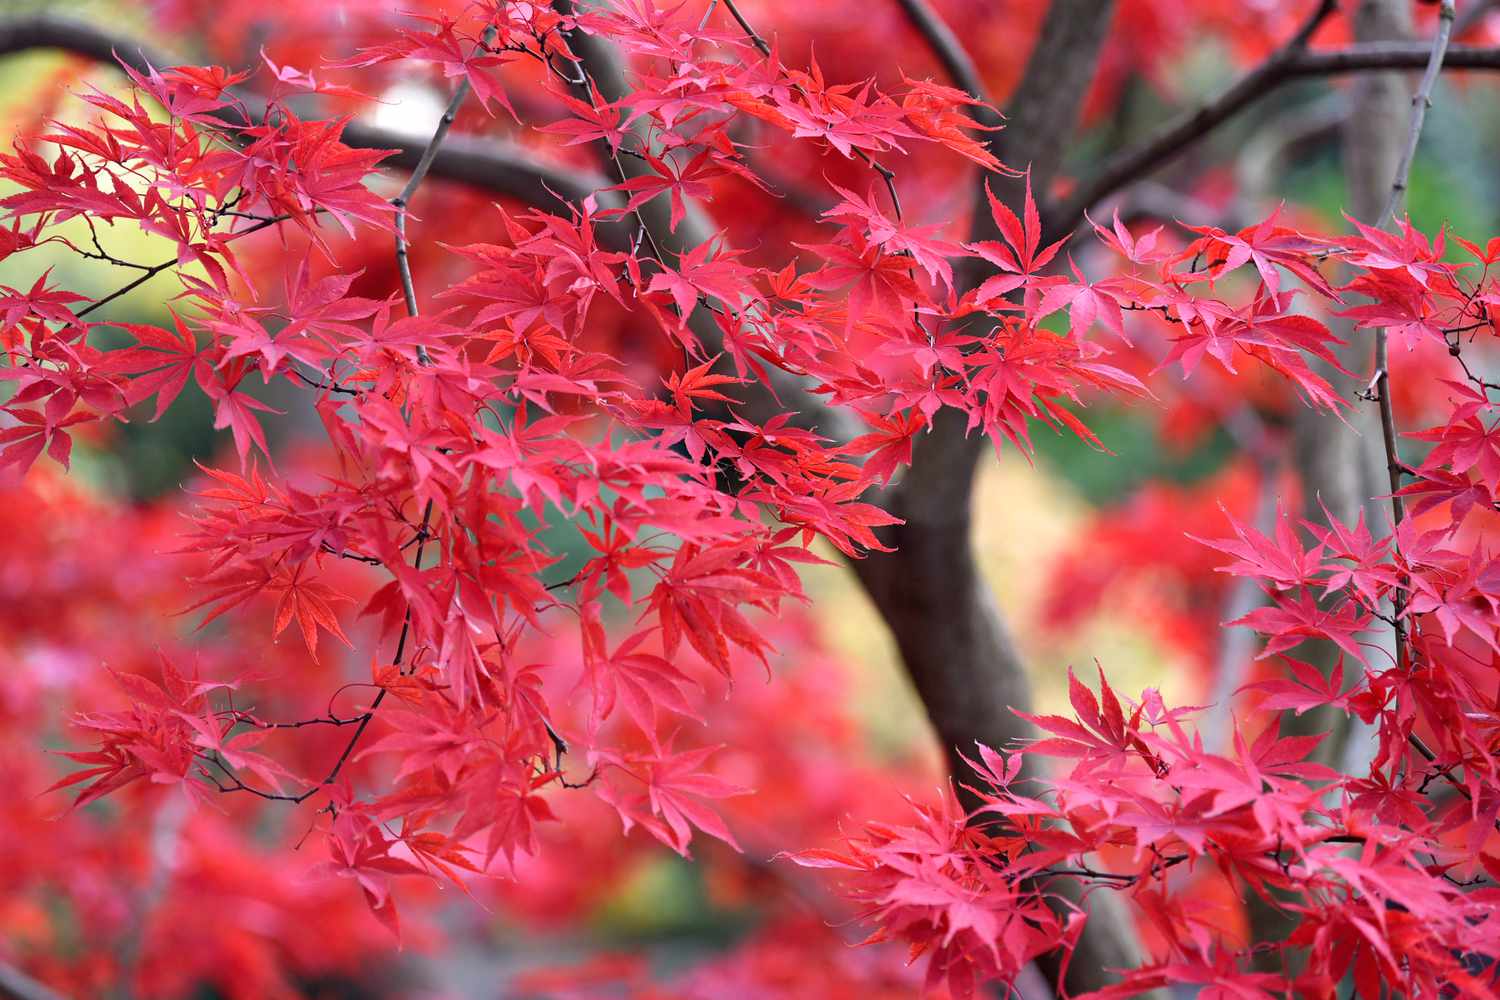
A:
0;962;67;1000
1052;23;1500;240
893;0;997;124
0;15;608;212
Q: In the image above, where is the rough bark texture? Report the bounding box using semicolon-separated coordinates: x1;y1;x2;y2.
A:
852;407;1033;792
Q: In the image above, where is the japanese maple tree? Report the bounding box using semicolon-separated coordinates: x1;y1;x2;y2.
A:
2;0;1500;998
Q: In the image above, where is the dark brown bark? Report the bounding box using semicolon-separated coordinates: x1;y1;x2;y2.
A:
857;0;1120;795
858;4;1155;996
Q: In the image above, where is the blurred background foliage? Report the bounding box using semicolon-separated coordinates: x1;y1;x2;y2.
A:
5;0;1500;995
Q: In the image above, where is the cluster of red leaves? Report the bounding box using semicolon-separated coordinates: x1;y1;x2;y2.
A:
800;670;1500;999
0;471;405;999
3;1;1500;997
0;0;1143;925
802;212;1500;995
0;0;1088;962
0;467;940;998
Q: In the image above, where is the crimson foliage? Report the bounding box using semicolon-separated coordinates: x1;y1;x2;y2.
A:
2;2;1499;997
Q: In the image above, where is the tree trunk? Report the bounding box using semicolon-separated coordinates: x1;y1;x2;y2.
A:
853;3;1154;995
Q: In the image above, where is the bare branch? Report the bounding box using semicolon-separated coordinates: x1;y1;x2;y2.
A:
721;0;771;56
1379;1;1458;225
0;15;608;212
893;0;997;121
392;25;498;353
1272;0;1409;815
0;961;68;1000
1372;0;1456;673
1050;0;1500;240
1050;0;1335;237
1291;40;1500;73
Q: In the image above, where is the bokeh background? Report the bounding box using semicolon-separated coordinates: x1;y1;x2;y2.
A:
1;1;1498;997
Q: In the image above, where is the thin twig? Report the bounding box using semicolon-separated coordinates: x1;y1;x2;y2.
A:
205;48;478;801
717;0;905;218
1370;0;1456;674
721;0;769;55
0;961;68;1000
892;0;996;120
304;500;435;797
74;214;283;321
1048;15;1500;240
322;28;489;784
1405;732;1500;836
1379;2;1458;226
393;25;499;350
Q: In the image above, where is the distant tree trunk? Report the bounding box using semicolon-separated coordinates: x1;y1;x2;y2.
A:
1251;0;1411;960
1287;0;1407;762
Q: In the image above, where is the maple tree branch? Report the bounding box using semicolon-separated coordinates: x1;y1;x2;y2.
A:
0;15;608;212
204;493;437;805
40;7;471;808
853;3;1154;997
1372;357;1408;527
1405;733;1500;832
720;0;769;55
1371;0;1455;675
303;495;439;800
0;961;68;1000
72;259;180;321
1272;0;1409;803
860;0;1120;805
1287;40;1500;73
318;542;383;565
1050;3;1500;239
1042;831;1377;887
1379;1;1457;227
892;0;997;122
294;369;363;398
73;214;285;321
1449;330;1500;392
1050;0;1335;236
716;0;905;217
392;26;497;362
